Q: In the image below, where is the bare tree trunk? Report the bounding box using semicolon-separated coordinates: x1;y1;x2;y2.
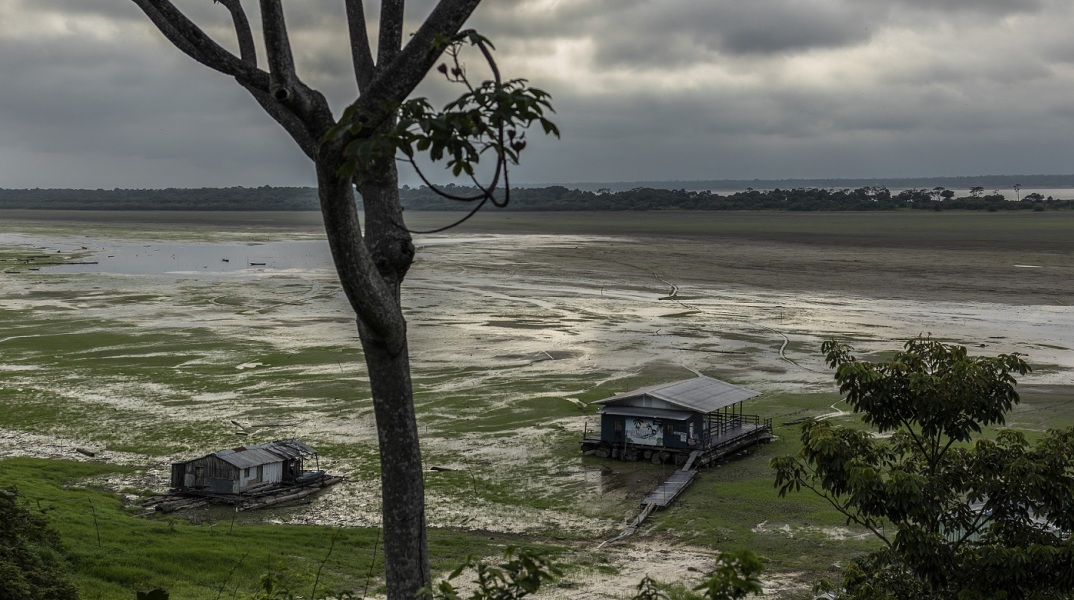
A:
130;2;486;595
358;321;430;596
315;150;427;598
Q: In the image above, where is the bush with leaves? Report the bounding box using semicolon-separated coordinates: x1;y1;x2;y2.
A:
772;337;1074;599
421;547;561;600
0;488;79;600
423;547;763;600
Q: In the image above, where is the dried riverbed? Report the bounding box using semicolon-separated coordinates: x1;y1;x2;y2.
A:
2;210;1072;597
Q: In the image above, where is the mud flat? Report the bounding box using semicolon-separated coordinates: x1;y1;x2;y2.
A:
1;209;1072;597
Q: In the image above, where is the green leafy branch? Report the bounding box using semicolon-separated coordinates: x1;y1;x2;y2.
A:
421;546;561;600
328;30;559;232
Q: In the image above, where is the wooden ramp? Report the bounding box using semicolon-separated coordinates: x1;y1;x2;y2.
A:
682;449;703;470
641;469;697;507
599;460;703;546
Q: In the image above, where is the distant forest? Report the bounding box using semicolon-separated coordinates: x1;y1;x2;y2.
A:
2;182;1073;212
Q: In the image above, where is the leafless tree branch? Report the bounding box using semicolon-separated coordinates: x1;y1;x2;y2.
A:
257;0;334;137
258;0;298;97
377;0;405;65
215;0;257;65
132;0;267;88
344;0;376;92
355;0;482;120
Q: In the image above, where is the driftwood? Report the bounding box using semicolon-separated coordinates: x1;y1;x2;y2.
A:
156;498;209;513
238;476;343;511
146;474;344;515
75;448;96;457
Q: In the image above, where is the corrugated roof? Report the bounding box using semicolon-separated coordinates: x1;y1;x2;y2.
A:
592;376;760;413
598;406;694;420
215;446;283;469
210;439;317;469
266;439;317;458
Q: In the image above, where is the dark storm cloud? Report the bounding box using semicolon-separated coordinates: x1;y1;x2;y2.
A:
1;0;1073;187
0;1;315;187
888;0;1044;15
472;0;879;69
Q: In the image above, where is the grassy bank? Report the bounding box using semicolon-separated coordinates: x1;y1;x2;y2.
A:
0;458;520;599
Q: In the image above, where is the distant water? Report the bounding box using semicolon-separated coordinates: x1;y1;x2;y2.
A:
706;187;1074;200
43;240;335;276
19;235;501;277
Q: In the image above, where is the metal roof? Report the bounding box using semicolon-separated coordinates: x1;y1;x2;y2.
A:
209;439;317;469
592;376;760;414
598;406;694;420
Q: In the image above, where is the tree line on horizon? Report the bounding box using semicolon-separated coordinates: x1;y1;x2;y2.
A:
1;185;1072;212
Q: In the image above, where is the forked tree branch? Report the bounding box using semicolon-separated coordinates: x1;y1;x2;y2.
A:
134;0;328;161
259;0;297;96
132;0;268;88
344;0;376;92
243;86;320;159
353;0;482;122
215;0;257;65
257;0;334;136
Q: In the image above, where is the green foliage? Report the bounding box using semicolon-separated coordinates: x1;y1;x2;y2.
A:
688;550;764;600
0;458;504;599
0;487;80;600
772;337;1074;598
422;546;561;599
330;30;558;190
624;551;765;600
423;548;765;600
631;576;670;600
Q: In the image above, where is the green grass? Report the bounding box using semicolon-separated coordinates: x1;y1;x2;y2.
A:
0;458;518;600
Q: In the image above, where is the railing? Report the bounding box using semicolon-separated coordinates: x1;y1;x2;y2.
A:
701;414;771;449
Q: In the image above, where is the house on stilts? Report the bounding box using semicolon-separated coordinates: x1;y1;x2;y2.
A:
170;439;321;495
580;375;772;468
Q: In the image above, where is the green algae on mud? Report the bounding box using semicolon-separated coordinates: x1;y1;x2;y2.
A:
2;211;1074;598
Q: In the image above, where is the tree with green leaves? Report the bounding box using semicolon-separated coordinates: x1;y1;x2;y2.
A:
127;2;556;598
772;337;1074;598
0;488;79;600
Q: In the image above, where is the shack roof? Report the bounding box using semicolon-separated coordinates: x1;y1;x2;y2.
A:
598;405;694;420
201;439;317;470
592;376;760;414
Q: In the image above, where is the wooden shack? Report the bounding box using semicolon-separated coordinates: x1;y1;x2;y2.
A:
581;376;772;466
170;439;318;494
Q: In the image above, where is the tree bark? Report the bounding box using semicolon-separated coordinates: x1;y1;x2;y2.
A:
358;321;430;597
130;2;486;596
315;150;426;599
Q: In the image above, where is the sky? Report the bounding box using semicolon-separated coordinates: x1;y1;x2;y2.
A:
2;0;1074;188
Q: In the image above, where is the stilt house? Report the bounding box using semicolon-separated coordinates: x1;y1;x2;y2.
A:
581;376;772;464
170;439;318;494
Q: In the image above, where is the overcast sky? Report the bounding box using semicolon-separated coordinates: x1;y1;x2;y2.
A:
3;0;1074;188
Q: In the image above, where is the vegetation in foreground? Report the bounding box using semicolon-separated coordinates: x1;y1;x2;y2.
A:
774;337;1074;598
0;485;79;600
0;458;514;599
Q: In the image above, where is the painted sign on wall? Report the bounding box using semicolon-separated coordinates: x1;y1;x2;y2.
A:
626;417;663;446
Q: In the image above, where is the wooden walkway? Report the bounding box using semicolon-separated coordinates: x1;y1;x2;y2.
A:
641;469;697;507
